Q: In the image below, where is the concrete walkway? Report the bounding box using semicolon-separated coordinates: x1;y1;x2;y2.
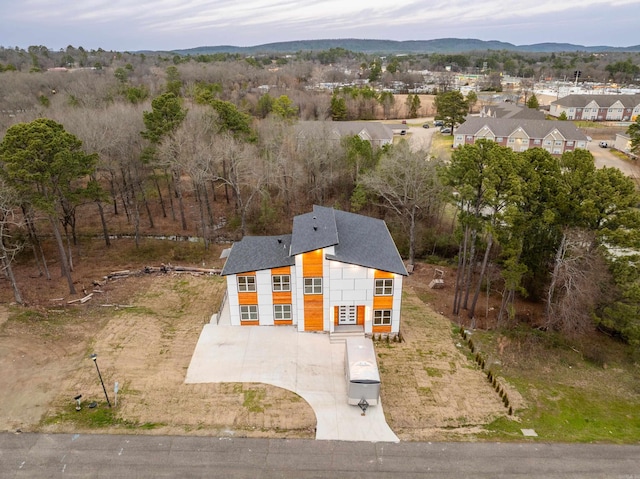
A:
185;320;399;442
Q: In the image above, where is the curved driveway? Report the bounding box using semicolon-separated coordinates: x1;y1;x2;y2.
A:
185;309;398;442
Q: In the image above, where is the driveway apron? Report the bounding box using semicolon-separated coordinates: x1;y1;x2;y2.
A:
185;322;399;442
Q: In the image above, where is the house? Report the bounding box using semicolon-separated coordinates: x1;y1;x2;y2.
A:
453;118;589;155
296;121;394;148
549;94;640;121
221;205;407;336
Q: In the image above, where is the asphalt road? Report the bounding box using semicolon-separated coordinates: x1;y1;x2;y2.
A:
1;432;639;478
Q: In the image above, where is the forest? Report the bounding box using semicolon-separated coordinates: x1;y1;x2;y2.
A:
1;45;640;349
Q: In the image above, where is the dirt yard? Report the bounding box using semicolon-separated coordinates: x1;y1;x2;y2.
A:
0;239;522;441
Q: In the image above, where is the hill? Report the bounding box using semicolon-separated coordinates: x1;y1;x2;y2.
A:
167;38;640;55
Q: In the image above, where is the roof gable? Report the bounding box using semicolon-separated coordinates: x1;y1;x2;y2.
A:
290;206;339;255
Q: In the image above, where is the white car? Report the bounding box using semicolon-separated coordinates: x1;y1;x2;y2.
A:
599;141;608;148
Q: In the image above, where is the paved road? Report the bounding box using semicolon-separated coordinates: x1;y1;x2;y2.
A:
587;141;640;179
2;432;639;478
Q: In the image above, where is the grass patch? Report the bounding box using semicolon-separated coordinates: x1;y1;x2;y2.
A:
41;402;164;431
425;367;444;377
243;388;267;413
472;328;640;443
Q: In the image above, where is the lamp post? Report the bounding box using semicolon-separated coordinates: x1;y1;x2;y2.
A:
90;353;111;407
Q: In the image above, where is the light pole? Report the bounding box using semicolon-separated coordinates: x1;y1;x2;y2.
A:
90;353;111;407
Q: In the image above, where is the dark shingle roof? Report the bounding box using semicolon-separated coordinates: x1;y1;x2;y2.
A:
326;207;407;276
221;235;295;275
222;206;408;277
456;117;588;141
290;206;339;255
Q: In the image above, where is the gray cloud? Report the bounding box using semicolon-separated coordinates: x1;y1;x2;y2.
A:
1;0;638;50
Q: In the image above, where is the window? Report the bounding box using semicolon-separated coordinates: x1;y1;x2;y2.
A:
533;139;541;145
508;138;515;144
304;277;322;294
375;278;393;295
272;275;291;292
238;275;256;292
373;310;392;326
496;137;503;142
240;305;258;321
567;141;574;146
274;304;292;320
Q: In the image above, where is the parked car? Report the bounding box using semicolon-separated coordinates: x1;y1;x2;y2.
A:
434;120;444;126
440;127;452;134
599;141;608;148
422;123;430;128
400;130;407;136
401;120;407;124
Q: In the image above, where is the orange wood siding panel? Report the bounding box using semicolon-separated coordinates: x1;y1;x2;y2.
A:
238;292;258;305
334;306;339;326
271;266;291;275
374;270;394;279
373;295;393;310
372;324;392;333
272;291;292;304
274;320;292;326
241;321;260;326
302;250;323;277
304;295;324;331
357;305;365;326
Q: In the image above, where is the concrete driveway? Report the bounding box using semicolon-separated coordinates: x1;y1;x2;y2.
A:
185;319;399;443
587;140;640;179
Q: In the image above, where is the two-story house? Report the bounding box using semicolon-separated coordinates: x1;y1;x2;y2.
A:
549;94;640;121
453;118;589;155
221;206;407;336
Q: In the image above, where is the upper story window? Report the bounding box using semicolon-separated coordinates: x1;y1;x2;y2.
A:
238;275;256;292
272;275;291;292
304;277;322;295
375;278;393;296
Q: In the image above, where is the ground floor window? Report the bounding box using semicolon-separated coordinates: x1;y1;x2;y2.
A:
274;304;292;320
373;309;392;326
240;305;258;321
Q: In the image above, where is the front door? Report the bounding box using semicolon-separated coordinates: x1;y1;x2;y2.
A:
338;305;357;325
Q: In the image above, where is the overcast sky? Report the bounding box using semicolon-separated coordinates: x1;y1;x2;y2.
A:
1;0;639;52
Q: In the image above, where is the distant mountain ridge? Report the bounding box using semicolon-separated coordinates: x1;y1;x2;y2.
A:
168;38;640;55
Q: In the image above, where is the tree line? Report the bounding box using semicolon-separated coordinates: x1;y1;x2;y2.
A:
1;49;640;349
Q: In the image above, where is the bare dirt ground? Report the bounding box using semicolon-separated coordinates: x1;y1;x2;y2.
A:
0;238;523;441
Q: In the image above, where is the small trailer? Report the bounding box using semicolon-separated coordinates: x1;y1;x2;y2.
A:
345;337;381;406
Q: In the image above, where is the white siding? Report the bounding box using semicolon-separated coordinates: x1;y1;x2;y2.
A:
226;274;241;326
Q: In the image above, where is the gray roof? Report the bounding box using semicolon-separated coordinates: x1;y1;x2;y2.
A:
221;235;295;275
290;206;339;255
222;206;408;277
326;207;407;276
296;121;394;143
455;117;588;141
488;103;546;120
551;94;640;108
